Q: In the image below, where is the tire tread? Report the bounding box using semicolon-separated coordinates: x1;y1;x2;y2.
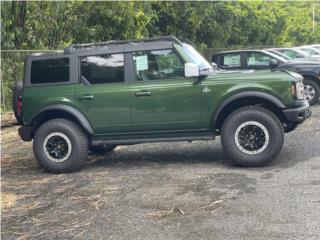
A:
221;106;284;167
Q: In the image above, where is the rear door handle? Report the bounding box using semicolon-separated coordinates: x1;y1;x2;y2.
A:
134;91;152;97
78;94;94;100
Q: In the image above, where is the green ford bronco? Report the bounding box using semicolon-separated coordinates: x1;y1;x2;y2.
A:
15;36;311;173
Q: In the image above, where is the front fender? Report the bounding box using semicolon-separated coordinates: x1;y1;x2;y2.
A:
211;91;286;130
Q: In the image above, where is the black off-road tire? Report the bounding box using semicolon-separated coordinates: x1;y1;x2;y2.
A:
12;81;23;125
303;79;320;105
221;106;284;167
90;145;117;155
33;119;89;173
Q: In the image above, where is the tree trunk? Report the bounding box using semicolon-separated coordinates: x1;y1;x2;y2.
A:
15;1;27;48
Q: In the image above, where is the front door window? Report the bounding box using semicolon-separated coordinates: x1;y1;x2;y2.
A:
133;49;184;81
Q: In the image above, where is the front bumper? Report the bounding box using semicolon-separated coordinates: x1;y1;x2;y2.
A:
282;101;311;123
18;125;33;141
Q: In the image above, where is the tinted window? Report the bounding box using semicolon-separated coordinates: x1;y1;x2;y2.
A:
301;48;320;55
281;50;300;59
220;54;241;68
133;49;184;81
31;58;69;84
247;53;273;67
80;54;124;84
268;50;291;60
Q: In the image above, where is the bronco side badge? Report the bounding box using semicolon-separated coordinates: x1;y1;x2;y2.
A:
202;86;211;94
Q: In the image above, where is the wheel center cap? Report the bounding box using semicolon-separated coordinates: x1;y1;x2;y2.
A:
249;135;255;141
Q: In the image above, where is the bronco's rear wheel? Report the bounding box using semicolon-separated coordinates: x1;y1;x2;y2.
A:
33;119;88;173
221;106;284;167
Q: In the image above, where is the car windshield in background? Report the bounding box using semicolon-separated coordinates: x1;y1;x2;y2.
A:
299;47;320;56
263;51;288;63
182;44;213;71
267;50;292;60
278;48;310;58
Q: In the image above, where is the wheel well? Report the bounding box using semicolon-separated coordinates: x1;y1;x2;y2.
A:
213;97;286;133
303;75;320;86
31;110;89;136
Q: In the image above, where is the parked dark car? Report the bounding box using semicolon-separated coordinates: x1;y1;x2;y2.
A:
272;48;320;61
212;50;320;105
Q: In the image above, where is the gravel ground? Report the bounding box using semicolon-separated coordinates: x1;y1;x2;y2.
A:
1;105;320;240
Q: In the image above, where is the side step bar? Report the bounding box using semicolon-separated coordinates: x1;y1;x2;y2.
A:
91;134;215;146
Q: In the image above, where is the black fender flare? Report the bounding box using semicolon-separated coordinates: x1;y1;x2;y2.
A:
211;91;286;129
32;104;94;135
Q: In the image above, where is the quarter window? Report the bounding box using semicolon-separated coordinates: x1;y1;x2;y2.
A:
31;58;69;84
133;49;184;81
80;54;124;84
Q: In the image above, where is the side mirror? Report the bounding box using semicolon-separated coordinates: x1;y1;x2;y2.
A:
185;63;199;77
269;59;279;68
211;62;218;70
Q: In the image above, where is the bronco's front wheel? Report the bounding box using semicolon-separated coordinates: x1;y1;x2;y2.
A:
33;119;89;173
221;106;284;167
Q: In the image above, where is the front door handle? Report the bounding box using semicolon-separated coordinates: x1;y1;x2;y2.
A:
134;91;152;97
78;94;94;100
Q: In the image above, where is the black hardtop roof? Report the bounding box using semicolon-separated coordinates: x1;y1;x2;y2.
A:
26;36;185;60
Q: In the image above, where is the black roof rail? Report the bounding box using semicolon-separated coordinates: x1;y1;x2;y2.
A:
64;36;183;53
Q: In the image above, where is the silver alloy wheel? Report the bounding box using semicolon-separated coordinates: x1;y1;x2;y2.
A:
234;121;270;155
43;132;72;162
304;84;316;101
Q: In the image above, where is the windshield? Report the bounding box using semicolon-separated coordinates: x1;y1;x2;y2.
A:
300;47;320;55
264;51;288;63
267;50;292;60
278;48;310;58
182;44;212;70
292;48;311;57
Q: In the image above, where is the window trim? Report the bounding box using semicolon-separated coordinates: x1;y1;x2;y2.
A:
131;48;186;82
78;52;126;86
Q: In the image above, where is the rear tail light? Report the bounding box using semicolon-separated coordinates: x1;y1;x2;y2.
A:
17;96;22;115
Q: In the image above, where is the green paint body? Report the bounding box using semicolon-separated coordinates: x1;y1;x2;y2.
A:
22;68;297;138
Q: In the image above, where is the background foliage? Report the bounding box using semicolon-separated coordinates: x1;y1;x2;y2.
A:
1;0;320;112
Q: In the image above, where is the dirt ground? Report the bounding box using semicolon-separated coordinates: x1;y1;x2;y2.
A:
1;106;320;240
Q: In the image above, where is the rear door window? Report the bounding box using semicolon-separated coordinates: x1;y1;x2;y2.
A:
31;58;69;84
80;54;125;84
